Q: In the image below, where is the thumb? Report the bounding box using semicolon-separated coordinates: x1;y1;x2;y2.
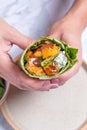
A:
51;62;80;86
5;26;35;49
58;63;80;85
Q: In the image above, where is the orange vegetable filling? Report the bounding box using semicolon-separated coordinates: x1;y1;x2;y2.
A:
41;42;60;59
25;59;45;75
43;62;59;76
25;42;60;76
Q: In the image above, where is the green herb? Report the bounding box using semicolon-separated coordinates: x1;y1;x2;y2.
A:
0;87;5;99
66;47;78;60
0;78;5;87
0;78;5;99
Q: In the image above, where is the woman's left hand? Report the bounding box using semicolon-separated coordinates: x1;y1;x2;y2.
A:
49;16;82;86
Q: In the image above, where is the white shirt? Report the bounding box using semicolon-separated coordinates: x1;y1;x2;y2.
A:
0;0;74;36
0;0;76;58
0;0;87;61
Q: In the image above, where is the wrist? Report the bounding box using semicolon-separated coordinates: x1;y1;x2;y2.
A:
64;0;87;31
61;14;84;35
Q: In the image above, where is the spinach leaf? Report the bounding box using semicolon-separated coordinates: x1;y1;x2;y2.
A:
66;47;78;60
0;87;5;99
0;78;5;99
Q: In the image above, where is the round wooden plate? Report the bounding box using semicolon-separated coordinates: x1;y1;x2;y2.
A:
1;62;87;130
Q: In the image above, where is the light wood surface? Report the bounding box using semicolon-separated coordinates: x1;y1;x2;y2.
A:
1;104;19;130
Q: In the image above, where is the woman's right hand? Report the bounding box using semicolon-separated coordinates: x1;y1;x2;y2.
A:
0;19;58;91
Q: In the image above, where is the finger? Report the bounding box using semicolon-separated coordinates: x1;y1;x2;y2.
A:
4;25;35;49
48;33;61;40
61;33;81;48
59;62;81;85
51;62;80;86
0;53;32;90
0;52;58;90
39;83;58;91
52;47;82;86
51;35;82;86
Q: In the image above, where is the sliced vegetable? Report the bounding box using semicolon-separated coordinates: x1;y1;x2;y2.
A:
41;56;55;67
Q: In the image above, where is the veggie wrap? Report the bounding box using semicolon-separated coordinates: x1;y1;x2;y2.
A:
20;36;78;80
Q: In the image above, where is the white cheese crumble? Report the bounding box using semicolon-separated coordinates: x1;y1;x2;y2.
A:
53;51;67;69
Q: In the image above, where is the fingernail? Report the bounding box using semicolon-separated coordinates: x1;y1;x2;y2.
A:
50;84;58;89
42;81;50;87
51;78;60;84
42;82;58;90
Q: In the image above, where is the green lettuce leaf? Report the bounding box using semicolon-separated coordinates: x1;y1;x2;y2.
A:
0;78;5;99
66;47;78;60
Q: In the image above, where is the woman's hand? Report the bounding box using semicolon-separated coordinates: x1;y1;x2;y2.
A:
49;16;82;86
0;19;58;91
